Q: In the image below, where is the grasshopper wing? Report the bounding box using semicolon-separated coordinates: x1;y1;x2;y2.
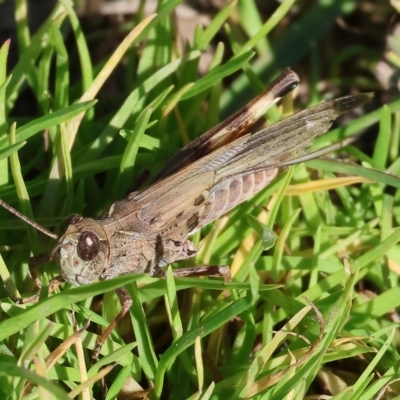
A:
135;93;372;235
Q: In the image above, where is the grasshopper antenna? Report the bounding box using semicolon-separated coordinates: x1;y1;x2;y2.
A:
0;199;59;240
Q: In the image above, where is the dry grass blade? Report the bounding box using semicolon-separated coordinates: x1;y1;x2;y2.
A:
245;298;324;397
65;13;157;148
68;363;117;399
20;319;91;397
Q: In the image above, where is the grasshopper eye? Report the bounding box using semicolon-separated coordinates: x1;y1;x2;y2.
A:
61;213;83;232
77;231;100;261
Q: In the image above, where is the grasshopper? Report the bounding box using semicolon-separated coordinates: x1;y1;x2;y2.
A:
0;69;372;357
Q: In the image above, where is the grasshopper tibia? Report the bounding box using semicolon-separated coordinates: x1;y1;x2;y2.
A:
154;265;232;281
92;286;133;361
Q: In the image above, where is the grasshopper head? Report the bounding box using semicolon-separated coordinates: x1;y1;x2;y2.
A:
56;215;110;286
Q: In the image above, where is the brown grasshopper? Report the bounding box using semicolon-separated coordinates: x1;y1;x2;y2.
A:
0;69;372;357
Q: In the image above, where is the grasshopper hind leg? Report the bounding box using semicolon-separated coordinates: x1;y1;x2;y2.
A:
152;263;231;281
151;236;232;280
170;265;231;281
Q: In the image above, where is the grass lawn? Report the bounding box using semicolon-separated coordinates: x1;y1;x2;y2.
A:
0;1;400;399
